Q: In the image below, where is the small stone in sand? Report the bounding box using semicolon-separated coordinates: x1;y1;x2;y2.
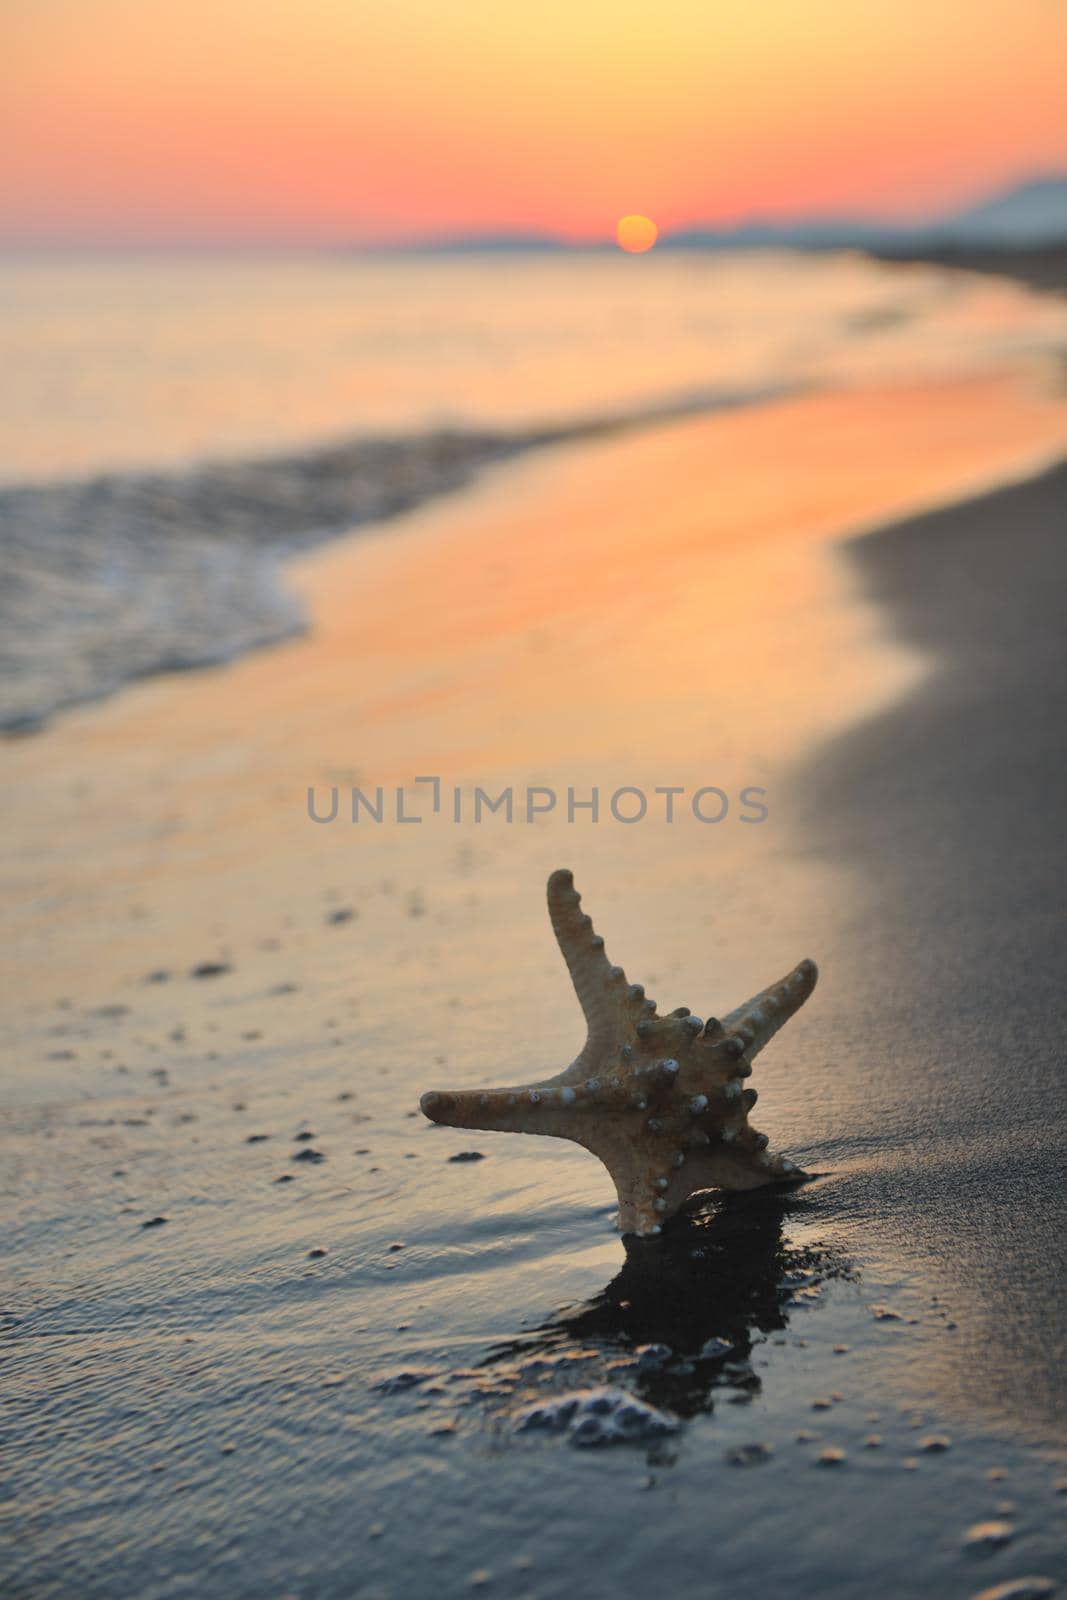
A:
374;1370;435;1394
326;908;355;924
307;1247;328;1259
919;1434;952;1452
189;962;231;979
965;1521;1015;1552
448;1151;485;1163
273;1174;294;1183
292;1148;325;1164
141;1216;169;1229
726;1442;774;1466
388;1241;405;1252
969;1582;1056;1600
816;1447;847;1466
246;1133;271;1143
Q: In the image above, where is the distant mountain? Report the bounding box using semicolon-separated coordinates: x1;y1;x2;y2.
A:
666;175;1067;252
359;230;570;255
664;217;899;251
932;176;1067;245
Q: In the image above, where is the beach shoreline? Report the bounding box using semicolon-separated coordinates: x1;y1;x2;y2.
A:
4;246;1064;736
864;241;1067;295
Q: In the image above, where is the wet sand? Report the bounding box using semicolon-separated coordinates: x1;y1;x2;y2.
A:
3;373;1067;1598
798;459;1067;1431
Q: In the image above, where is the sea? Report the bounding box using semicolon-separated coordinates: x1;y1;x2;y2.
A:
1;247;1063;730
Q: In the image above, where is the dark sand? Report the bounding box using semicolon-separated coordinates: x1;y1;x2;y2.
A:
870;243;1067;296
799;461;1067;1432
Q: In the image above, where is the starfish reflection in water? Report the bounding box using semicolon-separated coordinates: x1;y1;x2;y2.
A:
421;869;818;1235
478;1192;853;1426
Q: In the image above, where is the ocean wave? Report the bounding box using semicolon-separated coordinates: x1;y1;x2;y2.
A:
0;383;790;733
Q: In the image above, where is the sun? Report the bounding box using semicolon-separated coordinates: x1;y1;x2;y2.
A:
615;214;658;253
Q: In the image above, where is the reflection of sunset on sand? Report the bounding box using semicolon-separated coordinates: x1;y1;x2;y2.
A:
4;366;1066;1002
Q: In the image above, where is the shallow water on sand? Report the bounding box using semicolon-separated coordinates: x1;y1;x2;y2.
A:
3;374;1067;1597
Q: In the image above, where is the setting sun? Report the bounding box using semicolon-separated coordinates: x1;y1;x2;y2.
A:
616;214;659;253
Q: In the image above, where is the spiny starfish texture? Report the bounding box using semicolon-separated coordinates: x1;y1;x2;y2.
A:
420;869;818;1236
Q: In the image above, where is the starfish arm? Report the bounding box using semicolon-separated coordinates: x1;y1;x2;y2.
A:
420;1082;592;1142
546;869;638;1069
721;958;818;1061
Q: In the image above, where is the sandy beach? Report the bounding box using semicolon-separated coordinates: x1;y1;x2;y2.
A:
4;333;1067;1597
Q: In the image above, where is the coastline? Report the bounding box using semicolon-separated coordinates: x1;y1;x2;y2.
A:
865;242;1067;295
4;244;1065;735
0;381;789;734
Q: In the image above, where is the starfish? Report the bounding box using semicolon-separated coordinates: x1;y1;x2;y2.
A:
420;869;818;1236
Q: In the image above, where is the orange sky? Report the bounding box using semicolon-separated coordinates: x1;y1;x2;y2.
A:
1;0;1064;244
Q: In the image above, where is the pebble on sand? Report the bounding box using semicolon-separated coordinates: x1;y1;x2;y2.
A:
726;1442;774;1466
141;1216;169;1229
292;1148;326;1163
816;1447;847;1466
189;962;232;979
448;1151;485;1162
964;1521;1016;1552
307;1247;328;1259
969;1581;1056;1600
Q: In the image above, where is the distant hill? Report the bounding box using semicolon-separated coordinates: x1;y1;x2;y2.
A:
666;175;1067;252
392;231;570;254
933;176;1067;245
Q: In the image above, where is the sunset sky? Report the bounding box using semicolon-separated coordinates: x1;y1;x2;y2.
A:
2;0;1065;245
